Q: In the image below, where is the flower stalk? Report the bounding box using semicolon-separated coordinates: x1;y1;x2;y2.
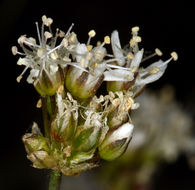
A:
49;170;61;190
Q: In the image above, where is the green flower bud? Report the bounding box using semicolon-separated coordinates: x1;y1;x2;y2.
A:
22;133;49;153
22;133;56;169
51;113;77;142
34;66;64;96
51;92;78;141
72;126;101;152
65;66;104;99
99;122;134;161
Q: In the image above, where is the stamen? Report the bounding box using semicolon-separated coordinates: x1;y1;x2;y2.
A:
141;48;163;63
66;23;74;36
42;15;53;27
171;51;178;61
35;22;42;46
16;64;31;82
104;36;110;44
155;48;163;56
18;35;27;45
44;31;53;39
47;43;62;55
12;46;25;56
87;45;93;51
87;30;96;45
126;52;134;60
11;46;18;55
23;40;40;48
131;26;140;35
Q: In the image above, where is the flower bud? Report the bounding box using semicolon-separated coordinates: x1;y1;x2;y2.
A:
22;133;56;168
72;126;101;152
34;66;64;96
98;122;134;161
51;113;77;142
65;66;104;99
22;133;49;153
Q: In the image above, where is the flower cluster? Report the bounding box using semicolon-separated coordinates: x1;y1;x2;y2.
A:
13;16;177;176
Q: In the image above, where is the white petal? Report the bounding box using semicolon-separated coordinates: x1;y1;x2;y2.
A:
104;69;134;81
130;49;144;68
111;30;125;66
103;122;134;147
136;70;165;85
136;58;172;86
49;64;58;74
74;43;88;62
26;69;39;83
17;58;28;66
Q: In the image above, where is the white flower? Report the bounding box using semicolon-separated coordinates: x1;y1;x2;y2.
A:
104;29;177;89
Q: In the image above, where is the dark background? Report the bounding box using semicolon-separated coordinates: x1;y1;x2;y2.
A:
1;0;195;189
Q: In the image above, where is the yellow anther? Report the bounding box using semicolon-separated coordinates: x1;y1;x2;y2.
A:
36;99;42;108
57;85;64;94
11;46;18;55
149;67;160;74
133;36;142;43
127;52;134;59
171;51;178;61
104;36;110;44
88;30;96;38
16;76;22;83
44;31;53;39
18;35;26;45
93;62;98;67
124;97;134;112
42;15;53;26
155;48;163;56
87;45;93;51
131;26;140;34
59;30;65;38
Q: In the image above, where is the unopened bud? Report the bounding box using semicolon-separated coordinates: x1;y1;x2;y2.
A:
72;126;101;152
51;113;77;142
99;122;134;161
65;67;104;99
34;66;64;96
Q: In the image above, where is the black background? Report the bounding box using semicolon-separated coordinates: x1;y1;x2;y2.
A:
1;0;195;189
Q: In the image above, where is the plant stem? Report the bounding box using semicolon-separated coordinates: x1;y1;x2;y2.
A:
49;170;61;190
42;97;50;139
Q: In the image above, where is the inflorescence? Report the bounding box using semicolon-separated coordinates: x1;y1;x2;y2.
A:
13;15;178;176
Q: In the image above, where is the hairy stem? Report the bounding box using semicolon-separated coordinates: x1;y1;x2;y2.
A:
49;170;61;190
